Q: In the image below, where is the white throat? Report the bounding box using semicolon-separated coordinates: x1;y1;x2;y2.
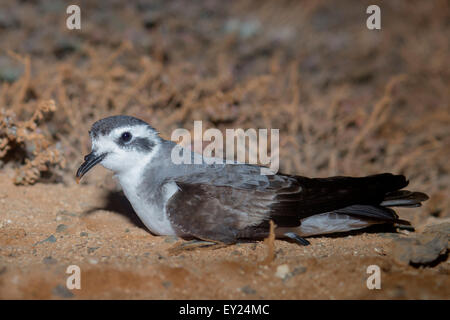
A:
112;144;177;236
114;142;160;196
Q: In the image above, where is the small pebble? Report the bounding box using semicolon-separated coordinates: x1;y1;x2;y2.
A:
43;256;57;265
52;285;74;298
241;285;256;295
290;266;307;277
275;264;290;279
87;247;100;254
34;235;57;246
56;224;68;233
58;210;77;217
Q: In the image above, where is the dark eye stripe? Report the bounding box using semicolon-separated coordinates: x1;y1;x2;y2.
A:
116;136;155;153
133;137;155;152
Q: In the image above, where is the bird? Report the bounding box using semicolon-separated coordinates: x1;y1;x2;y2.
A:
76;115;429;246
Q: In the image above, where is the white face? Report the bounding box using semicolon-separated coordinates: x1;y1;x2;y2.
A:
90;124;159;174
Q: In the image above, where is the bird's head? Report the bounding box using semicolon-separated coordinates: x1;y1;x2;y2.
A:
76;115;161;181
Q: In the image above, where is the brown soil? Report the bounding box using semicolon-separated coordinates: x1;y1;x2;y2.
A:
0;0;449;299
0;170;448;299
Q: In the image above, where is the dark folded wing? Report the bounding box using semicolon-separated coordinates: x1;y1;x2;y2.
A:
166;169;413;242
165;166;309;242
166;181;274;243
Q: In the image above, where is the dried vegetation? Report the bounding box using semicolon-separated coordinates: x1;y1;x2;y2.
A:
0;0;448;223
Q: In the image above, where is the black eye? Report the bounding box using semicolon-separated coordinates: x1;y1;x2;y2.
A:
121;131;132;142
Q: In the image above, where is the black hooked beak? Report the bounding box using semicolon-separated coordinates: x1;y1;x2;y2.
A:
76;152;107;183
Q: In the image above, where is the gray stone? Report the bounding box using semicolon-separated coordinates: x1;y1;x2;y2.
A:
392;230;448;266
52;285;74;298
34;235;57;246
56;224;68;233
241;285;256;295
88;247;100;254
43;256;57;265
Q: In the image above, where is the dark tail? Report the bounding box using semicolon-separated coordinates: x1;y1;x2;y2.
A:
292;173;428;226
330;175;428;226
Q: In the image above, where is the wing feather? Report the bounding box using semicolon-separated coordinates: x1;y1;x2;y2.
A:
165;169;418;242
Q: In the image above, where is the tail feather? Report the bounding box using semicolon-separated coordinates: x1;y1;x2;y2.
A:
380;190;429;207
334;204;397;221
282;173;410;217
277;173;428;237
314;176;429;227
333;204;413;226
272;172;428;231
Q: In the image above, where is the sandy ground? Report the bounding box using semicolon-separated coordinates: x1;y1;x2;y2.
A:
0;169;448;299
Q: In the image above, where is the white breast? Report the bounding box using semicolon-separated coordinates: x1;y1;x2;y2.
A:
115;159;178;236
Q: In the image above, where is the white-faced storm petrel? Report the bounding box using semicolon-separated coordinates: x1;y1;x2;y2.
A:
76;115;428;246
